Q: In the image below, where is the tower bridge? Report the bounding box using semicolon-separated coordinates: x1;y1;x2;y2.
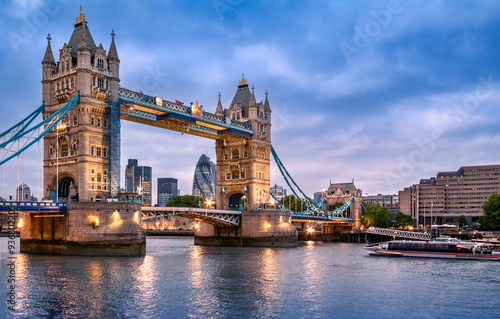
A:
0;8;356;254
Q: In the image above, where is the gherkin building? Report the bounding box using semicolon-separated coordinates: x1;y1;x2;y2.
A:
192;154;216;200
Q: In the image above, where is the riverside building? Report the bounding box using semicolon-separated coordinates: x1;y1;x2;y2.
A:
399;164;500;226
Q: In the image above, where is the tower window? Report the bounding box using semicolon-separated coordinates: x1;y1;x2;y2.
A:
226;173;231;180
73;116;78;126
97;58;104;69
90;146;95;156
90;116;95;126
92;76;96;87
232;170;239;179
232;149;239;160
103;147;107;158
97;118;101;127
103;119;107;128
241;171;246;179
97;78;104;89
96;146;102;157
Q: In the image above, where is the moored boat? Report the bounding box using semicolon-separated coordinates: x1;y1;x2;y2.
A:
364;239;500;261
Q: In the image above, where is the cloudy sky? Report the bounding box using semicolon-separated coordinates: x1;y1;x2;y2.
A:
1;0;500;203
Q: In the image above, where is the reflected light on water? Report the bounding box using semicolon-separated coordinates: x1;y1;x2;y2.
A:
187;245;222;316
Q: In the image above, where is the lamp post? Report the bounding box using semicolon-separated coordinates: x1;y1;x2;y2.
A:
55;123;67;202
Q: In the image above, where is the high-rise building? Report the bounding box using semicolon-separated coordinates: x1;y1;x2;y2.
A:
270;183;286;199
192;154;216;200
158;178;178;206
399;164;500;226
125;159;152;206
15;183;38;202
313;191;323;204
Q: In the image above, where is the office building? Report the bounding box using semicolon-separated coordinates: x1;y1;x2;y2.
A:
125;159;152;206
270;183;287;200
192;154;216;200
158;178;178;206
399;164;500;226
363;194;399;214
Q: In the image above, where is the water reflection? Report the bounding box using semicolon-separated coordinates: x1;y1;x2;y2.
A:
1;238;499;318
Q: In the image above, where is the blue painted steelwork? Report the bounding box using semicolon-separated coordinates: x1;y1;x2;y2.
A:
108;100;121;198
141;206;241;227
270;188;353;220
118;88;253;139
0;201;67;212
0;93;80;166
271;146;353;218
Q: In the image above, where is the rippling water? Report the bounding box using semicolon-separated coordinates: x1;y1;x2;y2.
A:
1;237;499;318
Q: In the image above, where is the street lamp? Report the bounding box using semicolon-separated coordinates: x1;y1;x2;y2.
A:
55;123;67;201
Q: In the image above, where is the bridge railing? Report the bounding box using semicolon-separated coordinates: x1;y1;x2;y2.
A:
367;227;432;240
0;201;67;211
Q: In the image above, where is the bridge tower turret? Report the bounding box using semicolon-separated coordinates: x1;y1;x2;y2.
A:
215;75;272;211
42;8;120;202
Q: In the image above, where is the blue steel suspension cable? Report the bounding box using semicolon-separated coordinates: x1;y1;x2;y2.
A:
0;93;80;166
0;95;78;149
0;104;44;139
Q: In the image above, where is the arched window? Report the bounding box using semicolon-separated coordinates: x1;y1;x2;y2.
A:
90;116;95;126
232;148;239;160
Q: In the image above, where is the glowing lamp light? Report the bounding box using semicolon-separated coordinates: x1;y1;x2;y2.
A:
95;217;99;226
194;224;199;230
307;228;314;233
17;218;24;228
267;223;271;229
113;211;120;219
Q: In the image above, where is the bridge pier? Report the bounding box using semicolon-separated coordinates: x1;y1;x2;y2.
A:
194;210;297;247
20;202;145;256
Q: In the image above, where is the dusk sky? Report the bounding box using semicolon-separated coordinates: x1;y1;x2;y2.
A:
1;0;500;203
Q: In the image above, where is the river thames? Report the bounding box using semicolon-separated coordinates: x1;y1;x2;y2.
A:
1;237;499;318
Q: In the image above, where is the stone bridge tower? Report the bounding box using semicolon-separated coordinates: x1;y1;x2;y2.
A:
215;75;272;211
41;8;120;202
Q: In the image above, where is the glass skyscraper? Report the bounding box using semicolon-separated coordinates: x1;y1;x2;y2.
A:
192;154;216;200
125;159;152;206
158;177;178;206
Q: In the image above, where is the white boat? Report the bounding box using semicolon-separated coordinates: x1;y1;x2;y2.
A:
364;239;500;261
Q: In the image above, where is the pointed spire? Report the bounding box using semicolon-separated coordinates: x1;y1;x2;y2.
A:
107;29;120;62
215;92;224;116
76;5;86;24
238;73;248;87
249;85;257;108
42;33;55;65
264;90;271;112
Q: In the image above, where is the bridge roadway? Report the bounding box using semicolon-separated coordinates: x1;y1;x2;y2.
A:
0;201;67;213
141;207;241;227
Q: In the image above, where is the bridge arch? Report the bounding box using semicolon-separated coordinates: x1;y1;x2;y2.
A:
228;193;246;211
57;175;75;200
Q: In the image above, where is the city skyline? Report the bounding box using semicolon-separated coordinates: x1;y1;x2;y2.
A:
1;1;500;200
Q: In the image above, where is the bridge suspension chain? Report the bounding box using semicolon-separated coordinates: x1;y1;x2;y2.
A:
270;146;353;218
0;93;80;166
